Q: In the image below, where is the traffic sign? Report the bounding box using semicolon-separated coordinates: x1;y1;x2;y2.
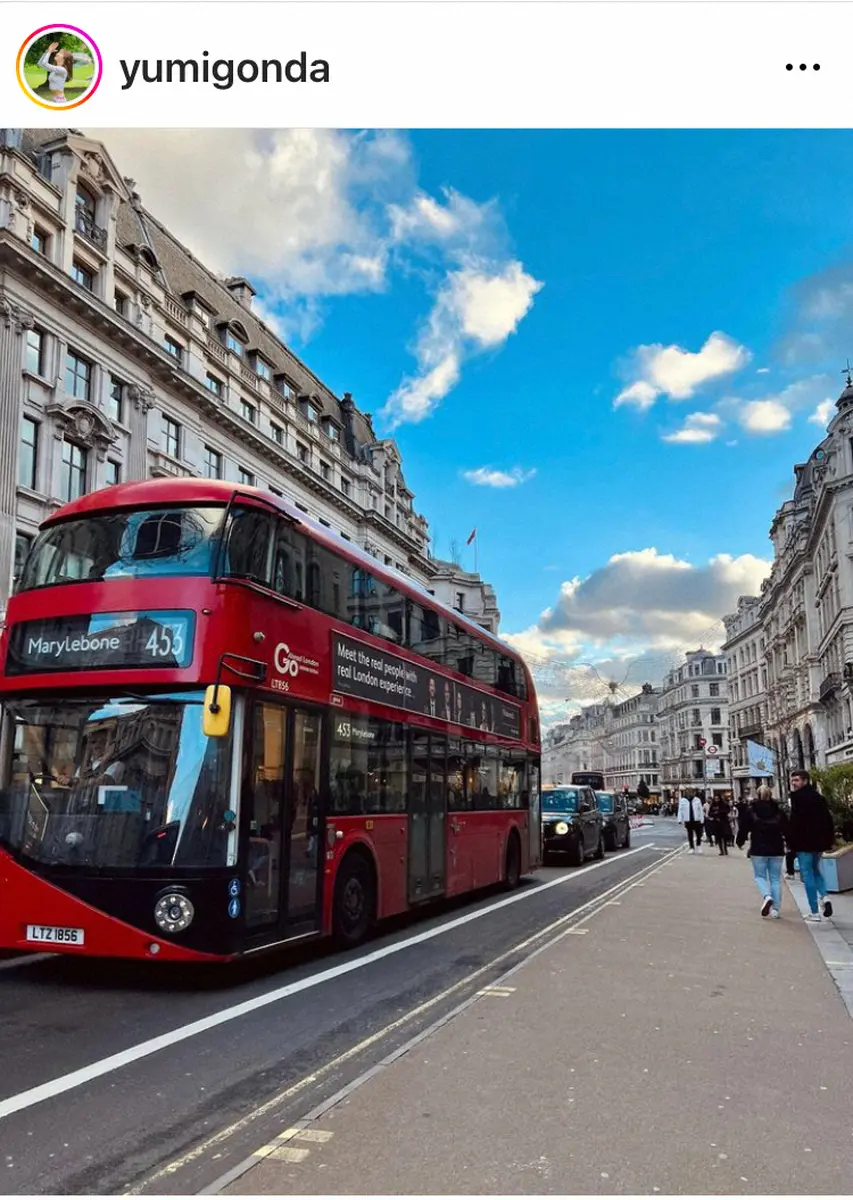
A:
708;744;718;755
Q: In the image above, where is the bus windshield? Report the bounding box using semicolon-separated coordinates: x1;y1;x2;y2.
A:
17;506;224;591
542;788;579;812
0;693;233;869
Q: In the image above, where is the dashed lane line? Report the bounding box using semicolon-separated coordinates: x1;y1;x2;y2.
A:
0;846;657;1124
126;847;673;1196
202;844;683;1195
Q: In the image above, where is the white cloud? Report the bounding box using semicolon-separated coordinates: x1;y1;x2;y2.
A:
661;411;723;445
614;332;750;409
86;129;539;420
809;398;835;427
380;261;542;428
739;399;792;434
756;367;771;374
503;547;772;709
462;466;537;488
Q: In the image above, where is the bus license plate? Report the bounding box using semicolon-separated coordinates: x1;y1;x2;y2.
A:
25;925;85;946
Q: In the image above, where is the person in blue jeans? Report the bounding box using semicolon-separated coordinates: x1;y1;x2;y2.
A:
737;785;789;918
788;770;835;923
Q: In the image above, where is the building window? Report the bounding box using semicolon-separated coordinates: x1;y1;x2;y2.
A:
238;467;255;487
456;592;465;612
114;291;128;317
320;460;331;481
341;476;351;497
71;261;94;291
204;446;223;479
65;350;91;401
31;228;48;255
18;417;38;490
164;336;184;363
323;420;340;442
14;533;33;588
104;459;121;487
270;421;284;445
710;708;722;726
276;377;296;401
225;332;244;356
690;684;700;698
107;376;125;424
297;442;309;465
303;402;318;423
25;328;44;376
709;682;720;697
61;442;88;501
255;357;272;381
206;373;224;397
241;400;257;425
162;415;181;459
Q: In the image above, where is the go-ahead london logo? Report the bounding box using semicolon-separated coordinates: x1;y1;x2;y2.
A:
17;25;103;110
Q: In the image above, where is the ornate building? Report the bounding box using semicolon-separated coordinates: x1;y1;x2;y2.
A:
722;595;767;799
0;128;505;620
657;649;730;803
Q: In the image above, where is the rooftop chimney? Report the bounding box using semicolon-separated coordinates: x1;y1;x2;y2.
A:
224;276;257;311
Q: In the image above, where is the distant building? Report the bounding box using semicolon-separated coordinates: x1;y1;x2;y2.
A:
658;650;730;803
430;559;500;635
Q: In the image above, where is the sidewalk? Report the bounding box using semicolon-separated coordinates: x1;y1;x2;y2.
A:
225;849;853;1195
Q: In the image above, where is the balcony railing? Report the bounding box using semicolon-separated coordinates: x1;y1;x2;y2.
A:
820;672;841;703
74;208;107;251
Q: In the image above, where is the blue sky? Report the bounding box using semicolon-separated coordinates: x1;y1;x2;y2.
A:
95;129;853;720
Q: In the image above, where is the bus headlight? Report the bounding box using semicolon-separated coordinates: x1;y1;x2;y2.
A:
555;821;569;836
154;893;195;934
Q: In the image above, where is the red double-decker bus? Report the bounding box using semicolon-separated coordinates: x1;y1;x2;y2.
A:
0;479;541;962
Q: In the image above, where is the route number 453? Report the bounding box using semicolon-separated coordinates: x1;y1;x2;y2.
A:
145;625;184;659
336;721;352;739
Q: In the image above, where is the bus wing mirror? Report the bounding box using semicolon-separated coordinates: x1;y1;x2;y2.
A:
203;684;232;737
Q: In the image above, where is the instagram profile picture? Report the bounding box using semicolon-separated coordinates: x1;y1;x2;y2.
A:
17;25;102;110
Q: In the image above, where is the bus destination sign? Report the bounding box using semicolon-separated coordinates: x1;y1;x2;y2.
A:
332;632;521;738
6;610;195;675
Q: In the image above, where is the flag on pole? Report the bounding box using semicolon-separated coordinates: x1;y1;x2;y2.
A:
466;528;477;545
746;740;776;778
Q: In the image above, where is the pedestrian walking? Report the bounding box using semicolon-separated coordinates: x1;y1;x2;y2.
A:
709;795;731;855
677;791;704;853
736;785;788;918
703;797;716;847
788;770;835;922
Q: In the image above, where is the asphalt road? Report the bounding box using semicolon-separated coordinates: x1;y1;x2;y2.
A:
0;820;681;1195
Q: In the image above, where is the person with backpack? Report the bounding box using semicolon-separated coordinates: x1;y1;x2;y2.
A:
788;770;835;922
736;785;789;918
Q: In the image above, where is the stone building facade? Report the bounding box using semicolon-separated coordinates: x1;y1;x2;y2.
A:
657;650;730;803
722;595;767;799
0;127;501;628
721;374;853;790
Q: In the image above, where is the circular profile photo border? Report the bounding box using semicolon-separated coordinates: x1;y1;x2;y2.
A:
16;24;103;112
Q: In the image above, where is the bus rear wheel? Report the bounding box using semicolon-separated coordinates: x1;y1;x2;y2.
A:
503;832;521;890
333;852;376;947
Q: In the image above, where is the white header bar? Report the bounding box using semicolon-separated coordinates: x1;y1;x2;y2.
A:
2;2;846;128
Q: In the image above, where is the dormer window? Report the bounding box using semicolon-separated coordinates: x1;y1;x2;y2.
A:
275;376;296;401
323;419;340;442
254;355;272;381
225;332;243;357
301;401;319;423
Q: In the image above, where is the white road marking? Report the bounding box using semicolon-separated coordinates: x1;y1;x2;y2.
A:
201;845;683;1195
0;846;657;1123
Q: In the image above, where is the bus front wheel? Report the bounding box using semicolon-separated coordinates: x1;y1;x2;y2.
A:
333;852;377;947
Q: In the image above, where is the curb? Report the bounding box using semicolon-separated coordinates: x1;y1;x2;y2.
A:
785;876;853;1020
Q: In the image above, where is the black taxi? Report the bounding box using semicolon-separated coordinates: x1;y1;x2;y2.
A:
595;790;631;851
541;785;605;866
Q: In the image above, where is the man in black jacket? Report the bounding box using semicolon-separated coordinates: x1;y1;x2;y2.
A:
788;770;835;922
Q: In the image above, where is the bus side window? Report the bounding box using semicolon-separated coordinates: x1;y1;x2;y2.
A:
272;521;307;602
226;510;275;585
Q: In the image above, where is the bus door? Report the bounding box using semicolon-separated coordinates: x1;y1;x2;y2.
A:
243;702;324;941
408;732;446;903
